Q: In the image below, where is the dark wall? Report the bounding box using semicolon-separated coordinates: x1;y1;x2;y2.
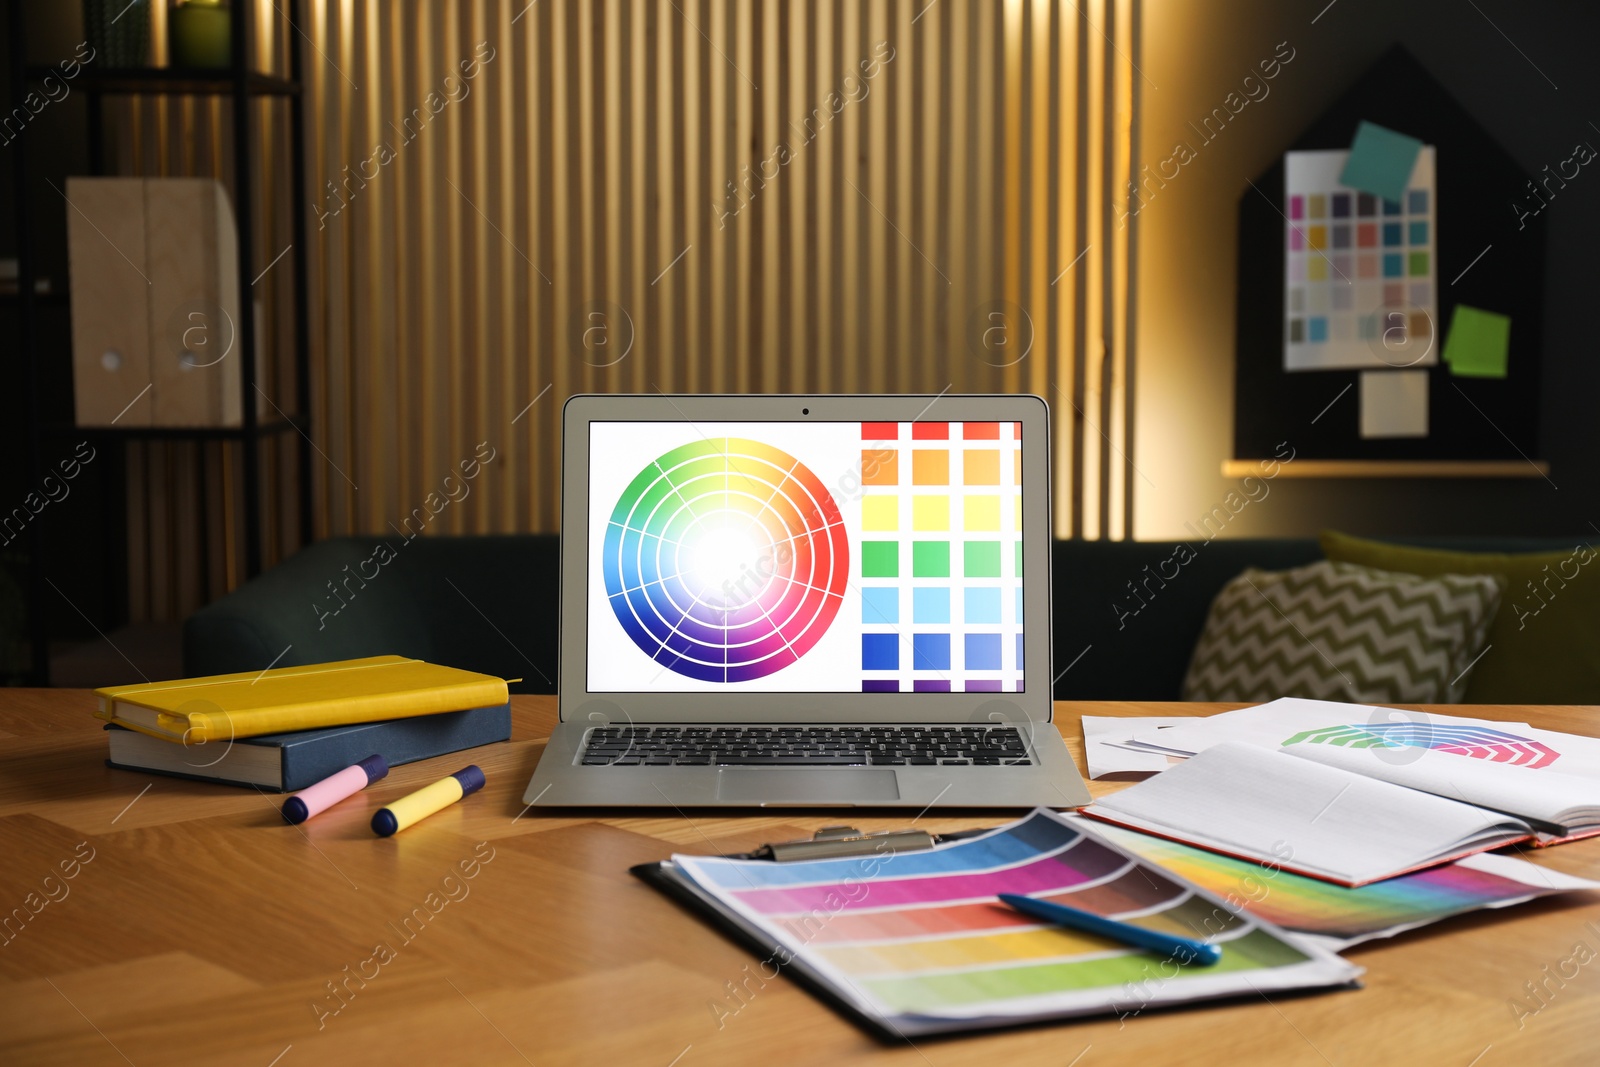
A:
3;3;116;662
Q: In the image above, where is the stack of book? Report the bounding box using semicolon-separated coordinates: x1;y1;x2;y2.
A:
95;656;513;792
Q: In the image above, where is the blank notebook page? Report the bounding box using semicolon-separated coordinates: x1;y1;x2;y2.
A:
1283;742;1600;832
1087;741;1531;885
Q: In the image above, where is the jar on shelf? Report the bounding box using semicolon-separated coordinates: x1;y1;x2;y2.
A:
169;0;231;70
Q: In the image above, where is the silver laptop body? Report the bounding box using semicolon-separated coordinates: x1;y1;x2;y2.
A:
523;393;1091;809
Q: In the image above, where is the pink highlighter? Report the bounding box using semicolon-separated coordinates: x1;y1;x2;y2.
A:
282;755;388;824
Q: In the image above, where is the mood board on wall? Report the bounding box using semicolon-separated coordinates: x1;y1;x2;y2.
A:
1234;47;1545;463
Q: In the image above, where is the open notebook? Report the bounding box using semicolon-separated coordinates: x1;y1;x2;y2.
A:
1083;742;1535;887
1283;740;1600;844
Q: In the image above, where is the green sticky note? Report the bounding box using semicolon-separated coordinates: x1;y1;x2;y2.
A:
1339;121;1424;204
1443;304;1511;379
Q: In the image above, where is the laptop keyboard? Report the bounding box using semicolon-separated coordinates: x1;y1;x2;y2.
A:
580;725;1032;767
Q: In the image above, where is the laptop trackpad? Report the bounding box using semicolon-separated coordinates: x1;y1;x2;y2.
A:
717;768;900;804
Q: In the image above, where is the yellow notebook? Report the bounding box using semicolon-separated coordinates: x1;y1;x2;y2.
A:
94;656;510;744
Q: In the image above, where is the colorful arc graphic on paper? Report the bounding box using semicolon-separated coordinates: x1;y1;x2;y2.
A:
603;438;849;682
1282;723;1561;770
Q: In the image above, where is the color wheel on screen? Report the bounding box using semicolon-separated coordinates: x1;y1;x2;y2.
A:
602;438;849;682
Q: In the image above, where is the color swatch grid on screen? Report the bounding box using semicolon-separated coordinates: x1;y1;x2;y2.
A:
1283;148;1438;372
1085;820;1584;950
857;421;1024;693
674;810;1352;1024
602;437;849;682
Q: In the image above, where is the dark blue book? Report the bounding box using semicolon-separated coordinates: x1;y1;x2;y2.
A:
104;702;511;792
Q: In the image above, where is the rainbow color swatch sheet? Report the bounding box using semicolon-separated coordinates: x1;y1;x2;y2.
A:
588;420;1025;693
1082;820;1600;952
670;809;1360;1033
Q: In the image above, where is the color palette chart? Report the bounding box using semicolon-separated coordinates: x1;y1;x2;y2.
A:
1083;820;1598;951
675;810;1356;1030
600;437;849;683
1283;148;1438;372
1283;722;1562;769
858;421;1025;694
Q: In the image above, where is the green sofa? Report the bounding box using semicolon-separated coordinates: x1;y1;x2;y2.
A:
183;534;1591;701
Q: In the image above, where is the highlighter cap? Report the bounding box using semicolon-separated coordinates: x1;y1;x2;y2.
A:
357;754;389;783
281;796;309;824
451;765;486;796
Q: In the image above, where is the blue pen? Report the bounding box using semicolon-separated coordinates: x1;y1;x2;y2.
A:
997;893;1222;966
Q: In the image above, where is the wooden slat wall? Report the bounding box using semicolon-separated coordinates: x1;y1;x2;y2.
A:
112;0;1139;621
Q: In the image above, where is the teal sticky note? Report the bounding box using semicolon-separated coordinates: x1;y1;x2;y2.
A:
1339;121;1424;204
1443;304;1511;379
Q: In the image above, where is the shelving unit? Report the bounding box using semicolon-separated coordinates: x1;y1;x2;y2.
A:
6;1;313;684
1220;459;1551;479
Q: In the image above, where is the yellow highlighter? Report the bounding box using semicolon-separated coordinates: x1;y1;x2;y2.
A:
371;765;485;836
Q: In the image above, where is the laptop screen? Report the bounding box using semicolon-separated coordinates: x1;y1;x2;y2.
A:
588;420;1025;694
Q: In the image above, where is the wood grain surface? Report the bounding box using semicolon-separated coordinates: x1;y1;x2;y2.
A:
2;693;1597;1066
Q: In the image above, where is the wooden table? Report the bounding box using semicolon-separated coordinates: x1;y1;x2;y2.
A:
2;693;1597;1066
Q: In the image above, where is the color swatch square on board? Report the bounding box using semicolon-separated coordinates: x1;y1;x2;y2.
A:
911;422;948;440
861;679;899;692
861;421;898;440
912;450;949;485
964;422;1000;439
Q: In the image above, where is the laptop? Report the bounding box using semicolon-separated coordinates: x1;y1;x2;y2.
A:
522;394;1092;809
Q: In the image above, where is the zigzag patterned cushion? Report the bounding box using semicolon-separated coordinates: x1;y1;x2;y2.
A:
1182;560;1502;704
